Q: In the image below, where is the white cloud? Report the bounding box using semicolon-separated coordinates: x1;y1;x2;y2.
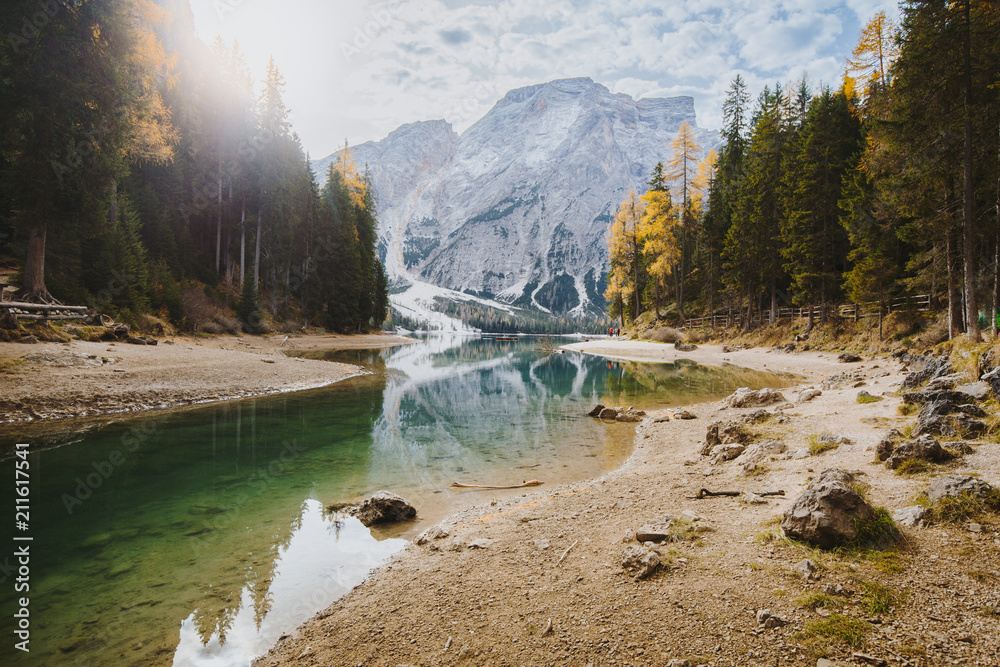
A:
187;0;898;156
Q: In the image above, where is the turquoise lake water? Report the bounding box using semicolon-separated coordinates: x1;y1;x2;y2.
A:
0;335;792;666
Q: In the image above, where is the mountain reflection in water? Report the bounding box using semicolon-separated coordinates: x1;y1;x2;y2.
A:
0;335;793;667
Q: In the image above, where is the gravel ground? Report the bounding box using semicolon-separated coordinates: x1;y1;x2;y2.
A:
252;342;1000;667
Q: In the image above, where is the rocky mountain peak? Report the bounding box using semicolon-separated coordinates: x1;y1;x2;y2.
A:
313;78;719;321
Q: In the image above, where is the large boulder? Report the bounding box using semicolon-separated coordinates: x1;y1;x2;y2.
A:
897;352;951;390
674;341;698;352
901;389;976;406
701;420;749;456
709;443;746;464
927;475;995;503
982;367;1000;400
781;469;877;549
885;435;953;469
956;381;991;401
903;390;986;438
892;506;928;528
875;428;902;462
621;545;660;580
348;491;417;526
737;440;788;472
923;413;986;438
726;387;786;408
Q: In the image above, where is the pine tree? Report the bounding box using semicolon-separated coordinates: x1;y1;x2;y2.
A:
781;88;860;328
2;0;176;303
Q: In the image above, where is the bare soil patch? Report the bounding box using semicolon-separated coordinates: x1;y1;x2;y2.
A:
0;332;413;435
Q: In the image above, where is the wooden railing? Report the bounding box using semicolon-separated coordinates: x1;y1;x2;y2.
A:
681;294;931;329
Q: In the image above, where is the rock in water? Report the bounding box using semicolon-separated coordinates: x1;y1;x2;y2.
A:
781;469;877;549
674;341;697;352
598;407;620;420
725;387;786;408
349;491;417;526
587;403;605;417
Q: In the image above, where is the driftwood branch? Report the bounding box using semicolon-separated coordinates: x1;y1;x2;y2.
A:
557;540;578;565
690;488;785;499
451;480;543;490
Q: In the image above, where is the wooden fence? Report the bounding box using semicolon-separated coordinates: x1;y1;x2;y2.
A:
683;294;931;329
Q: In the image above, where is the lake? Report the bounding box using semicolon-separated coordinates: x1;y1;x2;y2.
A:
0;335;792;666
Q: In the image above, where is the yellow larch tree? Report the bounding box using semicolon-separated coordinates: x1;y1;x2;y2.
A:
666;121;702;322
844;10;898;117
335;140;368;209
690;149;718;220
639;162;679;319
604;190;644;324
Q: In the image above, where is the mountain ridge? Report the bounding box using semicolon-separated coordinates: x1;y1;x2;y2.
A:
313;77;719;324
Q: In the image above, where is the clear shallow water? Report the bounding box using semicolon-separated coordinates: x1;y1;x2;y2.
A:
0;335;792;667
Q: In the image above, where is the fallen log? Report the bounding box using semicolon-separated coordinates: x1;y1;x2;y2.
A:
691;488;785;499
5;312;88;321
451;480;543;490
0;301;90;312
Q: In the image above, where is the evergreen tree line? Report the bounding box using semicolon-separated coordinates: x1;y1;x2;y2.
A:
0;0;387;333
415;299;610;335
391;298;611;336
606;2;1000;341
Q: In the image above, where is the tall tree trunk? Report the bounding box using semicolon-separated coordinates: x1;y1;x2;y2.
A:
652;278;660;321
240;202;246;291
962;0;980;340
254;203;262;292
946;183;962;339
109;178;118;228
708;254;715;319
743;290;753;333
632;224;639;324
225;180;232;284
269;265;277;315
994;124;1000;338
20;221;48;302
674;268;682;323
769;281;777;324
215;158;223;274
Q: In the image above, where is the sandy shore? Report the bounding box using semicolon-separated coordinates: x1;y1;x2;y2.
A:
253;340;1000;667
0;332;414;435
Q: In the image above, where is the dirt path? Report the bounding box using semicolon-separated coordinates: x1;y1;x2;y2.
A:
0;332;414;434
253;341;1000;667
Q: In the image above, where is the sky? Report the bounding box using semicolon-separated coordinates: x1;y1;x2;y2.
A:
187;0;901;160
